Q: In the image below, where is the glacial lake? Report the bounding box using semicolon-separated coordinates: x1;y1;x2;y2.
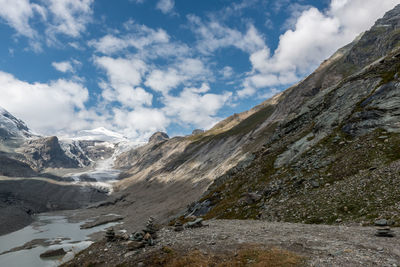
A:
0;214;121;267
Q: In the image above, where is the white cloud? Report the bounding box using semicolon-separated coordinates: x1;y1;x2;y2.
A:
95;56;146;88
188;15;266;54
0;0;45;38
156;0;175;14
89;24;170;55
163;85;232;129
52;61;73;73
0;71;90;134
145;58;211;94
0;0;94;50
94;56;153;108
52;59;81;73
220;66;234;79
240;0;400;98
113;107;169;140
145;68;183;94
45;0;93;38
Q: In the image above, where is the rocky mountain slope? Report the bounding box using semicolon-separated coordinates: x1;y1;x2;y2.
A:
184;4;400;225
81;4;400;233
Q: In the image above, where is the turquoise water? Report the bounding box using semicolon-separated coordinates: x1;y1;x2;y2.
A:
0;214;120;267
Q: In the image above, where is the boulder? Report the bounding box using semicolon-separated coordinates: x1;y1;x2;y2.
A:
39;248;66;258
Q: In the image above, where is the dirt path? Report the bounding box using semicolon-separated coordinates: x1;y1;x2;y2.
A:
65;219;400;266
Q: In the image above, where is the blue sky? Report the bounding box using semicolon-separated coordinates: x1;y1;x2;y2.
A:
0;0;398;141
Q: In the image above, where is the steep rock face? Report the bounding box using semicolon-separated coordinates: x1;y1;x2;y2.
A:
188;5;400;225
17;136;82;171
0;153;37;177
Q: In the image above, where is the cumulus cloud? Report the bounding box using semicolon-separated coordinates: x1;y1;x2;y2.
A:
238;0;400;98
0;0;45;38
188;15;266;54
45;0;93;39
163;84;232;129
0;71;90;134
145;58;211;94
0;0;94;50
94;56;152;108
89;23;170;55
112;107;169;140
52;60;81;73
156;0;175;14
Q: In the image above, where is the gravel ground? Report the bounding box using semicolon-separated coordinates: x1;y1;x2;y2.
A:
64;219;400;266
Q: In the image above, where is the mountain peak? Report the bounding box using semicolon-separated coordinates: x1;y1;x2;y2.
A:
0;106;33;140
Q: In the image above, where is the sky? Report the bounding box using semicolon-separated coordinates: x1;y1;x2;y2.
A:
0;0;399;141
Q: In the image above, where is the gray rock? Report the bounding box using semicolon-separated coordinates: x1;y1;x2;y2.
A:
192;129;204;135
39;248;66;258
374;219;388;226
185;218;204;228
310;180;320;188
130;232;144;241
148;132;169;143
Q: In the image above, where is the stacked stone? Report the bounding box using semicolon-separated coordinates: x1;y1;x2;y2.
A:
130;232;144;241
174;221;184;232
375;219;395;237
105;228;115;242
144;216;157;238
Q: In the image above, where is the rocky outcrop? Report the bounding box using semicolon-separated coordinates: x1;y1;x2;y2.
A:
18;136;82;171
148;132;169;144
191;129;204;135
0;154;38;177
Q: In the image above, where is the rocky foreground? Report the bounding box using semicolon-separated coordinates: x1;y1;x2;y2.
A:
63;219;399;267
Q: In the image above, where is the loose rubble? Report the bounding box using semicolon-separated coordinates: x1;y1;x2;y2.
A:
64;219;400;267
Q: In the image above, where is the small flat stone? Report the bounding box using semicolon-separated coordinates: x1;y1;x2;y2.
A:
124;251;137;258
374;219;388;226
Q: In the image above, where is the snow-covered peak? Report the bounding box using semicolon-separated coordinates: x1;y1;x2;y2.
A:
63;127;128;142
0;106;34;139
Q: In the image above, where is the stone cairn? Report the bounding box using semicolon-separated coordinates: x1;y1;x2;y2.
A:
375;219;395;237
174;221;184;232
105;228;115;242
129;217;158;247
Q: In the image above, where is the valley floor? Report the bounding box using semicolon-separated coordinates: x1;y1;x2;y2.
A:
63;219;399;266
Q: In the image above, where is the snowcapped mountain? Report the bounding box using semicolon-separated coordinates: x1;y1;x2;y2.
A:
65;127;128;142
60;127;146;160
0;107;34;140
